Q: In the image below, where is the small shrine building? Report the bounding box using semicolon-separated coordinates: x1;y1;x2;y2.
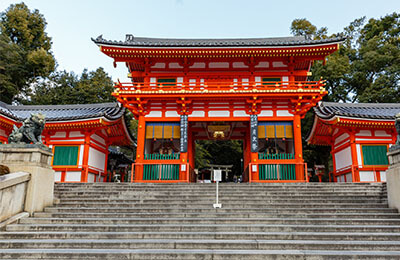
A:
0;102;134;182
93;34;343;182
307;102;400;183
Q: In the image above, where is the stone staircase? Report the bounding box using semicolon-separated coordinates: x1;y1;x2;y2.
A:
1;182;400;259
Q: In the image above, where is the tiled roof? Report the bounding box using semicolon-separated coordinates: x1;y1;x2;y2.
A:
314;102;400;120
92;35;345;48
0;102;125;122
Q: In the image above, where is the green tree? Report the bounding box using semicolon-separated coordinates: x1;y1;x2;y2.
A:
31;67;115;105
290;18;328;40
0;3;55;103
195;140;243;178
351;13;400;103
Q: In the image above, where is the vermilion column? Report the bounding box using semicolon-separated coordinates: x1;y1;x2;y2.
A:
81;131;91;183
293;114;304;181
103;142;109;182
349;131;360;182
135;115;146;181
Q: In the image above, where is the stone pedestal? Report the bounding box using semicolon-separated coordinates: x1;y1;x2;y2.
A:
387;148;400;211
0;144;54;215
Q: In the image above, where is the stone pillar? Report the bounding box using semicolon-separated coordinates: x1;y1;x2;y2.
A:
0;144;54;215
387;148;400;211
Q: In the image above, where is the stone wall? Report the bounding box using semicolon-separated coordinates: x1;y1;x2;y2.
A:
387;148;400;211
0;145;54;215
0;172;30;222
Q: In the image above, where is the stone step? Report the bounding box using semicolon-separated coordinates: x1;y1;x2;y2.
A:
6;223;400;233
33;212;400;219
44;206;398;214
19;217;400;226
54;191;387;197
55;198;388;204
52;202;390;209
2;239;400;251
0;248;399;259
54;187;386;192
1;231;400;241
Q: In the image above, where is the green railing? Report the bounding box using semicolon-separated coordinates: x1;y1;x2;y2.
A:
259;164;296;180
144;153;180;160
143;164;180;180
258;153;295;160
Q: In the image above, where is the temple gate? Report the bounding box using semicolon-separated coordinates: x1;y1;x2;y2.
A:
93;35;343;182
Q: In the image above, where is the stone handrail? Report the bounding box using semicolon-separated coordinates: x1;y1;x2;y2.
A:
0;172;30;225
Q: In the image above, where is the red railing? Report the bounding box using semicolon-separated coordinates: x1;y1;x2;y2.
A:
114;80;326;93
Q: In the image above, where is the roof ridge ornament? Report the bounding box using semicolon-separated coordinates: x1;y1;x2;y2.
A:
95;35;104;42
126;34;134;42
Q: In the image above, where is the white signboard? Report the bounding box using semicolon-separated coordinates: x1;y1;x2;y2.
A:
214;170;222;182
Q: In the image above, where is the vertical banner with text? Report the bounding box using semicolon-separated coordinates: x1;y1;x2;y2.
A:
180;115;188;153
250;114;258;153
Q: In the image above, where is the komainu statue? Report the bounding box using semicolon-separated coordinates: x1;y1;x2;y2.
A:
395;112;400;147
8;113;46;145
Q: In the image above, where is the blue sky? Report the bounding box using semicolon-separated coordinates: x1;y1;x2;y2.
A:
1;0;399;82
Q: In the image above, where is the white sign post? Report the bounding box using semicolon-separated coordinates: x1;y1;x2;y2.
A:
213;169;222;208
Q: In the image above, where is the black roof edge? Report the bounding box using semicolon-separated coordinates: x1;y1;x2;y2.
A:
92;35;346;48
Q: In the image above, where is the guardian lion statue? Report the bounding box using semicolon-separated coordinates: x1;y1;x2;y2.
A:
8;113;46;145
395;112;400;147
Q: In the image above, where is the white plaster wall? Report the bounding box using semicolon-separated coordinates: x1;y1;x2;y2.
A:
0;129;6;139
381;171;387;182
375;130;392;137
209;62;229;68
259;110;273;117
335;133;350;145
70;131;84;138
169;62;183;69
88;147;106;171
276;110;292;117
359;171;375;182
65;171;81;182
151;63;165;69
272;61;287;68
91;134;105;146
52;139;84;143
333;129;339;135
232;62;247;68
255;61;269;68
54;171;62;182
165;111;179;117
51;131;66;138
356;144;362;167
345;173;353;182
190;62;205;69
145;111;162;118
87;173;95;183
189;111;205;117
334;147;353;170
233;111;249;117
208;111;230;117
356;130;372;137
78;145;84;166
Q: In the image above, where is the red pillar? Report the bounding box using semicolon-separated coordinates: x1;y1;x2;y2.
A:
293;114;304;181
135;115;146;181
103;143;109;182
81;131;91;183
349;131;360;182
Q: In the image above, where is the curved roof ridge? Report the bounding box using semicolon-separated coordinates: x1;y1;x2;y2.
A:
315;101;400;120
0;102;125;122
92;34;346;48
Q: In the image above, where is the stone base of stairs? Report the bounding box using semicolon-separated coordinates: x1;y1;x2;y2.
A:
0;182;399;259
